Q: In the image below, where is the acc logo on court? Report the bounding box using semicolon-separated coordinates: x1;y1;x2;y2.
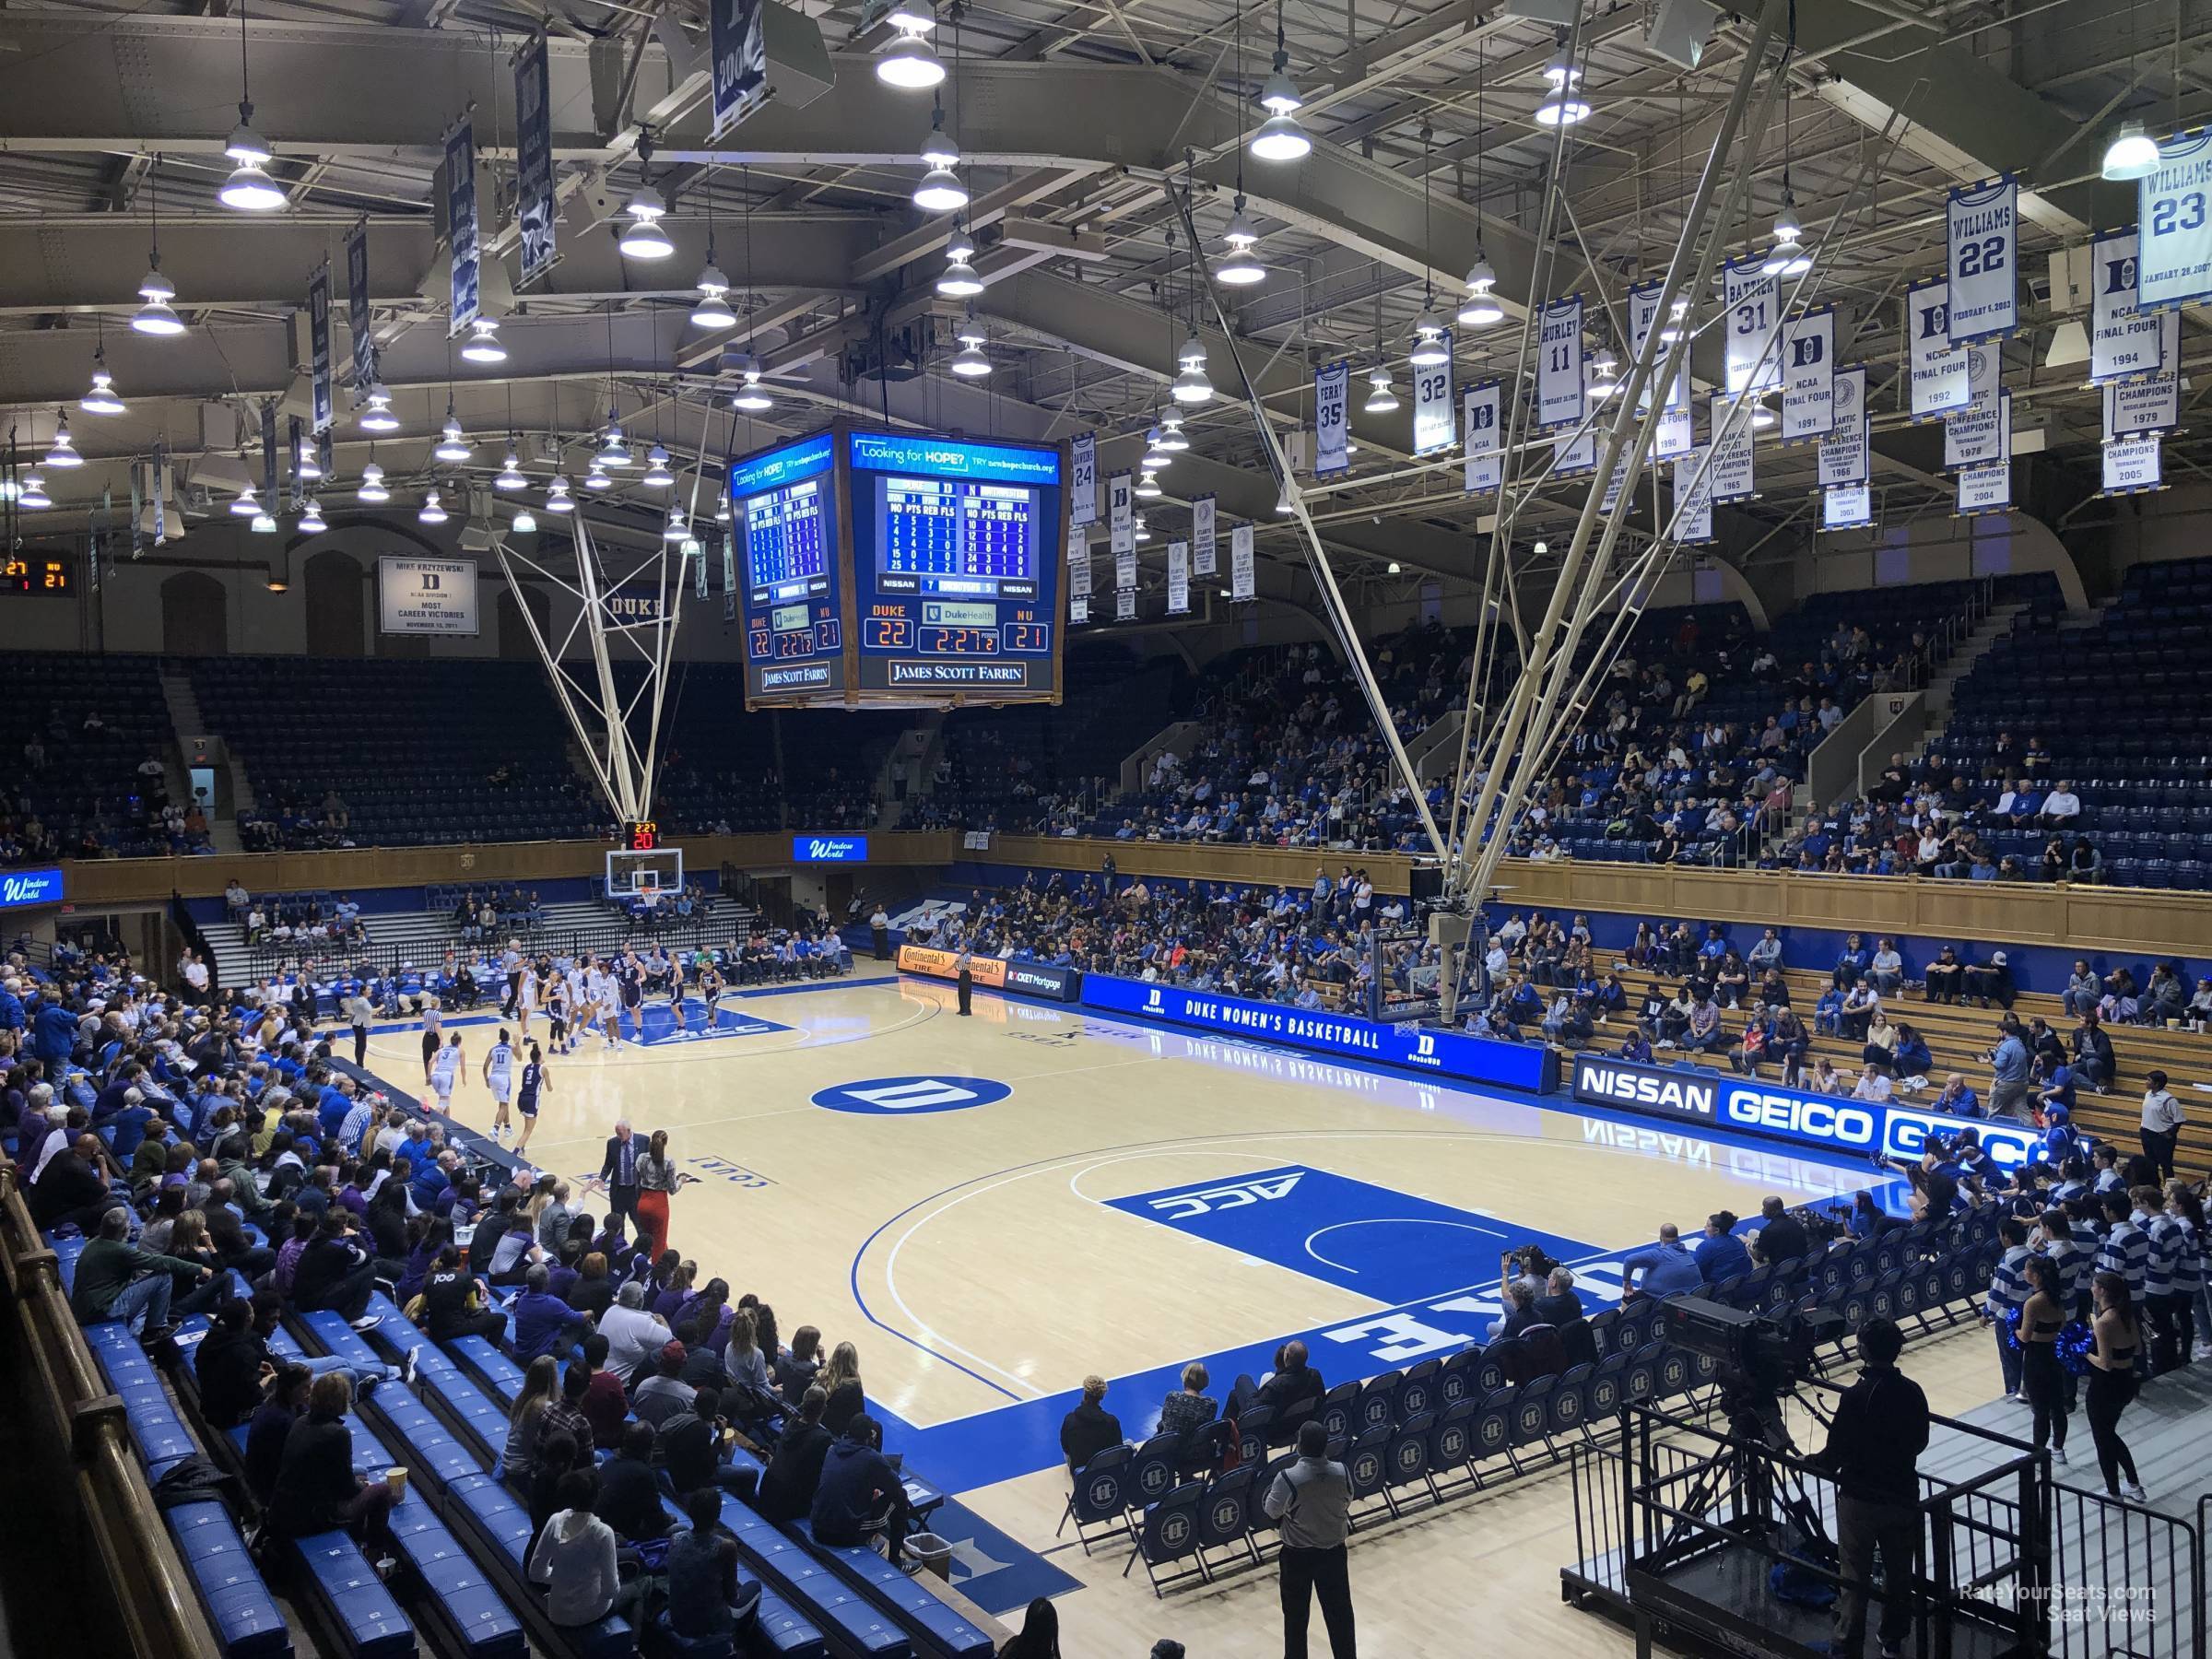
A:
811;1076;1012;1115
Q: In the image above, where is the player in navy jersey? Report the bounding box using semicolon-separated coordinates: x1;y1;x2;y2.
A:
513;1041;547;1159
545;978;571;1057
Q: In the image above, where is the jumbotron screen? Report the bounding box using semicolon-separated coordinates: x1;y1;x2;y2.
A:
731;431;847;704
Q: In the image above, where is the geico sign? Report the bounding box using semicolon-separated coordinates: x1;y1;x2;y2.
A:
1884;1108;2038;1170
1718;1087;1878;1148
1575;1061;1716;1116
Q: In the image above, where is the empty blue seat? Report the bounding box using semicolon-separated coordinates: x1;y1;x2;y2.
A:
786;1520;994;1659
167;1500;292;1659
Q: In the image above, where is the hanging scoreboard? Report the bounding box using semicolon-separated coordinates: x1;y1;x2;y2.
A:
732;421;1067;710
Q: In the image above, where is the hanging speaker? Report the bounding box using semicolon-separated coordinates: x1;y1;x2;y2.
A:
1645;0;1721;69
1502;0;1582;26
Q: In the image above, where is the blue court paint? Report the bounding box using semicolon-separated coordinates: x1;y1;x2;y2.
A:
813;1076;1012;1115
732;973;900;999
907;1499;1082;1614
620;1001;789;1045
1105;1162;1603;1307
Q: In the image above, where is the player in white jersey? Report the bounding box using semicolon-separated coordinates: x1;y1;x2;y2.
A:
481;1028;516;1140
565;964;589;1053
586;962;620;1049
514;963;539;1042
429;1031;465;1112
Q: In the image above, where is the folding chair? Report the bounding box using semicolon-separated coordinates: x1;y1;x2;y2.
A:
1057;1444;1134;1555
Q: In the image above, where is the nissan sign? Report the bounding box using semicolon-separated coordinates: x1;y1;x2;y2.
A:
792;835;868;863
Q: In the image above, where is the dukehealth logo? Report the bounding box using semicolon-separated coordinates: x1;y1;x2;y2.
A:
792;835;868;863
0;866;63;910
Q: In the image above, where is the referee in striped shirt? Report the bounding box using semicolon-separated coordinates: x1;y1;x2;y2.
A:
1986;1218;2034;1399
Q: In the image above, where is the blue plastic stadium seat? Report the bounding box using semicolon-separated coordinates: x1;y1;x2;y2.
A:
167;1500;293;1659
786;1520;994;1658
291;1533;417;1659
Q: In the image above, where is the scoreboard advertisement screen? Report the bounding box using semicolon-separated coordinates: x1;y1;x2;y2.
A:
846;431;1063;700
732;431;847;704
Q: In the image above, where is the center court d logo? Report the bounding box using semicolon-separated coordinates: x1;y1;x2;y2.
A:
811;1076;1012;1115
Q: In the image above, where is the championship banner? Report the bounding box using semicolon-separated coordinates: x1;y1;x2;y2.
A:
1708;395;1757;502
1412;336;1454;455
1070;595;1090;624
1315;359;1351;475
1192;494;1217;575
1963;339;2001;413
261;401;278;500
1600;460;1626;514
1956;462;2011;515
1906;277;1970;418
2137;131;2212;311
1107;471;1133;556
1166;540;1190;615
1067;519;1091;597
2104;345;2179;437
1671;448;1714;545
1944;389;2010;470
307;260;335;434
288;415;306;504
1946;177;2018;343
1230;523;1255;601
695;535;711;600
1818;368;1870;486
1463;381;1503;494
346;219;374;395
1823;483;1873;531
443;118;479;337
1723;254;1782;394
1115;586;1136;621
1552;426;1597;476
2090;228;2163;384
721;529;736;595
1780;307;1835;443
711;0;769;138
1112;542;1136;591
1070;433;1098;524
514;32;557;287
1537;297;1585;427
2102;433;2163;494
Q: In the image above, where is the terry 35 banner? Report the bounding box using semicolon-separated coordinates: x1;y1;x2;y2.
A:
1315;359;1351;475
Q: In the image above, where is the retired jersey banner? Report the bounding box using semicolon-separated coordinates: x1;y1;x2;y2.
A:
1070;433;1098;524
1946;177;2018;343
1907;278;1971;418
1412;337;1454;455
1957;463;2011;516
1628;280;1690;410
1537;298;1585;428
443;117;479;337
1944;388;2010;470
2090;228;2163;384
1671;449;1714;545
1315;359;1351;475
1724;254;1782;394
1824;483;1873;531
1709;395;1757;502
514;32;557;287
1108;471;1133;555
1781;307;1835;442
1552;425;1597;477
346;219;374;395
2103;433;2163;494
308;260;335;434
2137;132;2212;311
1463;381;1503;494
1230;523;1255;602
1166;541;1190;615
1818;368;1870;487
1192;493;1217;575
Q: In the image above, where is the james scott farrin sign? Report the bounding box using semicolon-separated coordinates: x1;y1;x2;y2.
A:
791;835;868;863
1081;974;1556;1095
0;866;64;910
1569;1053;2042;1170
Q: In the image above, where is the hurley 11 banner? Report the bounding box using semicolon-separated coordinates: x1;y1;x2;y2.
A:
1537;298;1585;427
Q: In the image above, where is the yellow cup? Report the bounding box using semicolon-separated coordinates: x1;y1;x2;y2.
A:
385;1466;408;1499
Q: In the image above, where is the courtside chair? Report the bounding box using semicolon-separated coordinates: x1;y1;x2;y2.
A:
1124;1480;1206;1597
1126;1433;1182;1512
1317;1381;1363;1442
1246;1453;1298;1562
1057;1445;1134;1555
1550;1365;1594;1445
1180;1418;1233;1479
1384;1410;1439;1511
1585;1306;1623;1360
1558;1317;1599;1370
1427;1399;1480;1500
1507;1376;1557;1470
1342;1423;1394;1526
1394;1358;1441;1421
1193;1465;1261;1577
1438;1347;1482;1407
1271;1396;1320;1445
1232;1406;1276;1459
1354;1371;1401;1435
1475;1344;1512;1397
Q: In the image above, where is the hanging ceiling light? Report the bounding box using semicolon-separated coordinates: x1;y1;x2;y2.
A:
662;504;688;542
229;483;260;516
1250;112;1311;163
41;413;81;470
715;495;733;524
618;167;675;260
76;348;125;417
295;435;322;480
1133;512;1151;541
877;12;946;90
250;510;279;534
949;320;993;378
19;473;51;511
1250;0;1309;162
1457;257;1504;328
1363;364;1398;413
298;497;327;534
1171;331;1214;405
461;315;507;363
1134;468;1163;499
135;260;184;336
1589;347;1619;399
1409;311;1450;367
936;232;984;297
1156;408;1190;451
1535;58;1591;127
1659;296;1689;344
512;507;538;535
219;102;286;211
691;257;736;330
585;459;613;490
418;488;448;524
598;412;631;466
1763;196;1813;276
642;443;675;488
2101;119;2161;182
914;106;967;212
494;447;527;490
357;462;389;503
359;382;399;432
885;0;935;28
729;353;773;412
434;404;471;463
546;474;575;512
1142;428;1174;471
1214;194;1266;286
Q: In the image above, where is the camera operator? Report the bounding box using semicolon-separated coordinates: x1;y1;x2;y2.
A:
1806;1316;1929;1659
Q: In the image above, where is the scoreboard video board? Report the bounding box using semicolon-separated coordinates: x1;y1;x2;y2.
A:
730;422;1066;711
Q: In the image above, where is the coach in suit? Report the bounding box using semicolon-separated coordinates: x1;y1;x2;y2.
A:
599;1120;642;1231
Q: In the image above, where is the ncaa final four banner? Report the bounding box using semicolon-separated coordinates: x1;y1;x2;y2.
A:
1536;297;1585;428
1780;307;1835;443
1462;381;1503;495
2090;228;2165;384
1818;367;1870;487
1107;471;1133;559
1906;277;1971;418
1945;177;2018;344
2136;131;2212;311
1192;494;1218;576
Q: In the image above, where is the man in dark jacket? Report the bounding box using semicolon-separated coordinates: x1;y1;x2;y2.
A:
1228;1340;1326;1421
1058;1374;1125;1472
810;1413;910;1565
31;1132;127;1234
1806;1317;1929;1659
1752;1196;1811;1267
594;1421;674;1542
659;1386;760;1499
289;1211;380;1327
757;1387;835;1523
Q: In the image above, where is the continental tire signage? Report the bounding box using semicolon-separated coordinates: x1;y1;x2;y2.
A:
897;944;1079;1002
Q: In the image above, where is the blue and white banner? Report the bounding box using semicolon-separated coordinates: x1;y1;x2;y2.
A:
1670;448;1714;545
2090;228;2162;384
307;260;335;433
1112;539;1136;592
0;865;64;910
1723;254;1782;394
2102;311;2179;436
1946;176;2018;343
1115;586;1136;622
1463;380;1502;495
1957;460;2011;516
1192;493;1217;576
1818;367;1870;487
1906;277;1970;418
1166;540;1189;615
1709;394;1757;502
1537;297;1585;427
1823;483;1873;532
1082;974;1556;1095
1315;359;1351;475
514;32;557;287
1552;425;1597;477
1944;388;2009;470
346;219;374;394
1412;338;1454;455
711;0;769;139
443;118;478;337
792;834;867;862
1070;433;1098;525
1230;522;1255;602
1107;471;1133;556
1066;519;1090;598
2103;432;2163;494
1780;307;1834;443
1629;280;1694;457
2137;131;2212;311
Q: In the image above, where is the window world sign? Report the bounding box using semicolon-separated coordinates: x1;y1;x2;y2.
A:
0;866;64;909
791;834;868;863
1080;974;1556;1095
1569;1053;2044;1171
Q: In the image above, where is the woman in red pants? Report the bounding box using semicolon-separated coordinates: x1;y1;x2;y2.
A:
632;1128;694;1260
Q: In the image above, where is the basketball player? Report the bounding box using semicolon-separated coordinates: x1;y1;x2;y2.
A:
482;1027;516;1140
545;976;571;1058
513;1041;547;1158
695;950;725;1027
665;946;688;1031
429;1030;465;1113
617;951;644;1043
420;1001;443;1087
514;959;539;1043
